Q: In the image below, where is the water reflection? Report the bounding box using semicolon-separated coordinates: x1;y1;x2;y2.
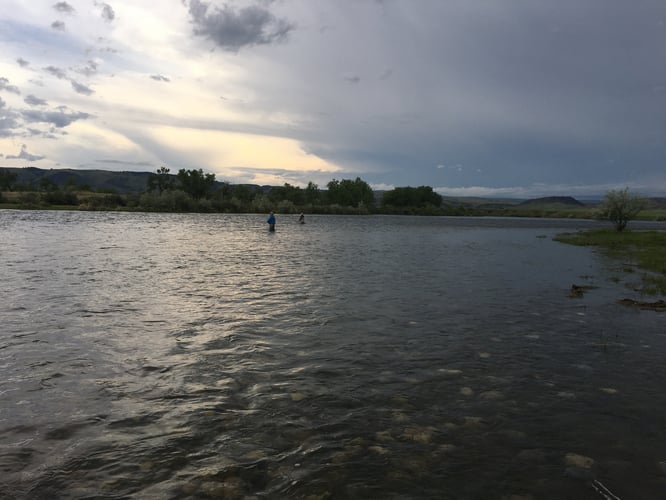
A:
1;211;664;498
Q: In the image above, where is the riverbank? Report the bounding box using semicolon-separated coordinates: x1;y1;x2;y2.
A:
554;229;666;296
3;193;666;220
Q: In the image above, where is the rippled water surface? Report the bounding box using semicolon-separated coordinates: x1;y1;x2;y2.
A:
1;210;665;499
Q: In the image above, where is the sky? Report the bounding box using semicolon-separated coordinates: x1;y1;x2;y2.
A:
1;0;665;198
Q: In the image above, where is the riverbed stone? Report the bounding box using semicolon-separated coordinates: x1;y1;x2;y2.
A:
564;452;594;468
438;368;463;376
392;410;409;423
401;426;435;444
368;445;390;455
479;390;504;400
517;449;546;462
564;466;594;480
242;450;266;460
375;430;393;442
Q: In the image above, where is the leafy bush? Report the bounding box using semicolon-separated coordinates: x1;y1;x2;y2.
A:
598;188;644;232
43;190;79;206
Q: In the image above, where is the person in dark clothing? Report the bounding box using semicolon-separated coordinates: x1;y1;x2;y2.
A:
267;211;276;232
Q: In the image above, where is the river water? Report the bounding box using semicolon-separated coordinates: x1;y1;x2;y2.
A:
1;210;665;499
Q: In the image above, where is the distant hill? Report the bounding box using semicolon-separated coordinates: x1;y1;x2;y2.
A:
440;196;525;208
5;167;153;193
643;197;666;209
517;196;585;209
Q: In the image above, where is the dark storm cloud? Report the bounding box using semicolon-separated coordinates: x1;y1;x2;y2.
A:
16;58;30;67
70;80;94;95
24;95;48;106
0;77;21;95
53;2;76;14
51;20;66;31
6;144;45;161
286;0;666;194
22;108;92;128
187;0;294;52
150;74;170;82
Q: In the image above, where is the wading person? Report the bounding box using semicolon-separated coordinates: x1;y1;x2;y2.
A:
267;211;276;232
298;213;305;224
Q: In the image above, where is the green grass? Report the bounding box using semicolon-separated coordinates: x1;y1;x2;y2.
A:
637;209;666;221
554;229;666;295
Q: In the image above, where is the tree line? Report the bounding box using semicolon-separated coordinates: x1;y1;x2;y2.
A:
0;166;450;215
140;167;450;215
0;167;650;229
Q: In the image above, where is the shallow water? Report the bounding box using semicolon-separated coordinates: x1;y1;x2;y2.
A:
1;211;665;499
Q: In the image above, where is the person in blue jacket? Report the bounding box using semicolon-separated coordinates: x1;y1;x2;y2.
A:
267;211;276;232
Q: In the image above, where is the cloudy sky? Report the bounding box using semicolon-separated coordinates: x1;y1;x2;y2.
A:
1;0;665;197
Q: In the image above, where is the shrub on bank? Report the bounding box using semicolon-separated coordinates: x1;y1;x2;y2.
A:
43;191;79;206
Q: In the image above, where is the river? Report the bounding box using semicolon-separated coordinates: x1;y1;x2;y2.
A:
1;210;665;499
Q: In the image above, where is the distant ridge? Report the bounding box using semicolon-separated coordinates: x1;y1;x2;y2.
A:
5;167;152;193
517;196;585;208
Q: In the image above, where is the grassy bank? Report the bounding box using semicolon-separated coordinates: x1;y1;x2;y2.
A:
554;229;666;295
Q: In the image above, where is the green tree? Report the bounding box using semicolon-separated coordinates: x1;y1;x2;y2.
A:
304;181;321;205
176;168;216;200
147;166;175;194
269;183;304;205
599;187;644;232
326;177;375;208
0;169;18;191
39;176;57;192
382;186;442;209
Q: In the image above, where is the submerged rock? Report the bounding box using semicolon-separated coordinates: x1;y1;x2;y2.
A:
564;466;594;480
569;284;597;298
618;298;666;311
564;452;594;468
438;368;463;376
460;386;474;397
401;426;435;444
479;390;504;400
375;430;393;442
